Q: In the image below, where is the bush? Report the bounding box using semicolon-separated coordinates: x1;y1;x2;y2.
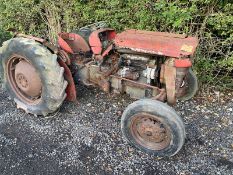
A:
0;28;11;46
0;0;232;89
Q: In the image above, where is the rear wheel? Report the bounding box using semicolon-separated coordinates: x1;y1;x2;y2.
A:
121;99;185;157
0;37;67;116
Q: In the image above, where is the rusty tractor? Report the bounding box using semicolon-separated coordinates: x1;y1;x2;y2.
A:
0;22;198;157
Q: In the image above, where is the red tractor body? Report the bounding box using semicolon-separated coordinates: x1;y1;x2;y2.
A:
115;29;198;58
57;26;198;105
0;22;199;157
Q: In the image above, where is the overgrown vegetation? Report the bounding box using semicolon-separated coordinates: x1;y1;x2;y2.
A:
0;0;232;89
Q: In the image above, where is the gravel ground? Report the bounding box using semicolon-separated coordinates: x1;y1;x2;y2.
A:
0;85;232;175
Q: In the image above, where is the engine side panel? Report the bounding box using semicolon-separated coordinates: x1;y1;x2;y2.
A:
114;29;199;58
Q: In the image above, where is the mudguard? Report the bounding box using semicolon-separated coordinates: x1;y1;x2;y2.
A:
89;28;116;55
58;32;90;54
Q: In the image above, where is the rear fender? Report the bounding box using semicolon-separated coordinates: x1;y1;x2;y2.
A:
89;28;116;55
58;36;74;54
58;32;90;54
15;33;58;54
58;58;77;102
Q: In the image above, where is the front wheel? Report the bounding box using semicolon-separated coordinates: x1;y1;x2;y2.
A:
121;99;185;157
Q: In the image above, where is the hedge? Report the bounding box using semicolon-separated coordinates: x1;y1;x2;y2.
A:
0;0;232;89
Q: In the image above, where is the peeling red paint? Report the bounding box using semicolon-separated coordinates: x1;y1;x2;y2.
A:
89;28;116;55
114;29;198;58
58;32;90;53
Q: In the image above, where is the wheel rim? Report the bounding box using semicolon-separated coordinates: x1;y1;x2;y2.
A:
130;112;171;151
6;55;42;104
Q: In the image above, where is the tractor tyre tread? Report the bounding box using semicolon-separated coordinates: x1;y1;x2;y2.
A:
121;99;185;157
0;37;67;116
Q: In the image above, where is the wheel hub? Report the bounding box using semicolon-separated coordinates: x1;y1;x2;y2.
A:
131;113;171;150
16;73;28;88
137;119;166;143
14;60;42;97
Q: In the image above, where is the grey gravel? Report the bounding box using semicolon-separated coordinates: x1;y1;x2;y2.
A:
0;85;232;175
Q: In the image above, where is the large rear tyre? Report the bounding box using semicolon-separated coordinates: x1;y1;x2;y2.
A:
0;37;67;116
121;99;185;157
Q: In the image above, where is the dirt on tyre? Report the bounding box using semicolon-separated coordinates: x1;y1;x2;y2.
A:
121;99;185;157
0;37;67;116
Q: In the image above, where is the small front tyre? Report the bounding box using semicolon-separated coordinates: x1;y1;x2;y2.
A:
121;99;185;157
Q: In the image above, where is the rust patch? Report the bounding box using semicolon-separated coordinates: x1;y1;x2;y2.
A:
164;59;176;105
114;29;198;58
130;112;171;151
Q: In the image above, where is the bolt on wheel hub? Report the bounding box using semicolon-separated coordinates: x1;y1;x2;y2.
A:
16;73;28;88
131;113;171;150
138;119;166;143
14;60;42;97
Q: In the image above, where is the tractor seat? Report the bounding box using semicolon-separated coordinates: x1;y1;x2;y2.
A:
74;28;92;44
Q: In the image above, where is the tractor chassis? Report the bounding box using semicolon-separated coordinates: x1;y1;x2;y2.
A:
14;33;194;105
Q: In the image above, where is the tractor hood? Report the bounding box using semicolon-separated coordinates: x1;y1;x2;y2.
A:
114;29;199;58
